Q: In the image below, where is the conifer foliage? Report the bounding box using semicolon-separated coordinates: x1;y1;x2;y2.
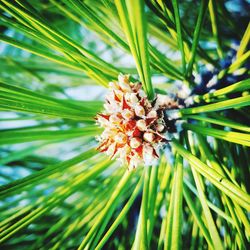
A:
0;0;249;249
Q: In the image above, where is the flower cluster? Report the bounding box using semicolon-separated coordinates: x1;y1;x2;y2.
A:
96;74;174;169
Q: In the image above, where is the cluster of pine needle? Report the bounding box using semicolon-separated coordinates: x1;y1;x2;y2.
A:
0;0;249;249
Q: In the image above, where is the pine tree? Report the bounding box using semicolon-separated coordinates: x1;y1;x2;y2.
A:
0;0;249;249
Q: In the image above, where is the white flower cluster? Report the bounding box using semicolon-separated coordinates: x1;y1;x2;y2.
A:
96;74;170;169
